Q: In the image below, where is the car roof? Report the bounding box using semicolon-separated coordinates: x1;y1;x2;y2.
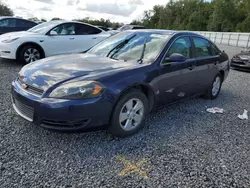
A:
0;16;36;23
126;29;202;36
0;16;16;19
46;20;102;29
129;25;144;27
0;16;32;22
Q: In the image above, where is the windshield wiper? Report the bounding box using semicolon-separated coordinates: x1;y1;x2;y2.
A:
137;37;147;64
107;35;136;59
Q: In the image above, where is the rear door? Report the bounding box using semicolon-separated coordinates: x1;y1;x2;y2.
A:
191;37;220;93
74;23;110;53
157;36;197;105
0;18;17;34
16;19;37;31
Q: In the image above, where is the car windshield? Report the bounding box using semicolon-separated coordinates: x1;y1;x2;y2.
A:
28;21;62;34
118;25;131;31
88;31;170;63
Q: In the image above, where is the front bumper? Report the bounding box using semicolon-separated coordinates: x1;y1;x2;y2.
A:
11;81;113;131
231;59;250;70
0;42;17;60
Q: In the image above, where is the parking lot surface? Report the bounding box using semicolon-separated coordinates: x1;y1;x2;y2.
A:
1;45;250;187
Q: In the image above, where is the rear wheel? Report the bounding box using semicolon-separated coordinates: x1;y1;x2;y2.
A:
204;73;222;99
18;45;42;64
109;89;149;137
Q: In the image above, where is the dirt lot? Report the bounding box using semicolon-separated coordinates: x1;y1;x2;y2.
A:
1;45;250;187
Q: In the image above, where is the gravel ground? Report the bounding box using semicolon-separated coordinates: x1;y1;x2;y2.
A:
1;45;250;187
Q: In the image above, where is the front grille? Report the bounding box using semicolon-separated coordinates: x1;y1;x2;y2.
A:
12;97;34;121
232;60;246;65
17;77;44;96
43;119;90;127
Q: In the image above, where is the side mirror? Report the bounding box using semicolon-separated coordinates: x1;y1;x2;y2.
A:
165;53;186;64
49;30;57;36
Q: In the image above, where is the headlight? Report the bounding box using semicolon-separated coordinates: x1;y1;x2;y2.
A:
49;81;105;99
2;37;20;43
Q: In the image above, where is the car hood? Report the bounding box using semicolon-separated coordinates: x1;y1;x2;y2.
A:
0;31;40;39
18;53;136;91
234;52;250;60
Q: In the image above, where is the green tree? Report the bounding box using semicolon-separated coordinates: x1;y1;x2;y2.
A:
136;0;250;32
0;1;13;16
51;17;62;21
207;0;237;31
235;0;250;32
130;20;142;25
74;18;122;29
28;17;39;22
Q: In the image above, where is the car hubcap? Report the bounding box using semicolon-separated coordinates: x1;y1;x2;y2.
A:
119;98;144;131
212;76;221;96
24;48;40;63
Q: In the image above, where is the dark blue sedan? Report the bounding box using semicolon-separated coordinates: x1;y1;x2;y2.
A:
11;30;230;137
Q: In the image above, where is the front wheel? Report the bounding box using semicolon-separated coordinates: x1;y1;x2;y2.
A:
109;89;149;137
204;73;222;100
18;45;42;64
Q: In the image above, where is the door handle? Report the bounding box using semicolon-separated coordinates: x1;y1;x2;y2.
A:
92;37;97;39
69;37;75;40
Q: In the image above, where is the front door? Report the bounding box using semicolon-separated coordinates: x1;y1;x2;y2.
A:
157;36;197;105
44;23;76;56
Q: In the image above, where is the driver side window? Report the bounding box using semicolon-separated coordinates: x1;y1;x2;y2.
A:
50;23;75;35
166;37;191;59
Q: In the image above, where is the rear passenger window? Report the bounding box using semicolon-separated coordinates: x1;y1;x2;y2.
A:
16;19;36;28
193;37;214;57
75;23;102;35
166;37;191;59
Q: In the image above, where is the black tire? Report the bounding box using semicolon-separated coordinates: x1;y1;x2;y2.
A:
18;45;42;64
204;73;222;100
108;89;149;137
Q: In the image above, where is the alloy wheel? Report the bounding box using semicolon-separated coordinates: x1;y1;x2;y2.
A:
212;76;221;96
119;98;144;131
24;48;41;63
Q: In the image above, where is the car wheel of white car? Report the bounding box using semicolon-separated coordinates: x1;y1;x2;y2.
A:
19;45;42;64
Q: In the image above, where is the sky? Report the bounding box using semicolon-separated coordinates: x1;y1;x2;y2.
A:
6;0;168;24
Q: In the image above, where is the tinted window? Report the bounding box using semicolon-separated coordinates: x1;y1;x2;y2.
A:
132;26;145;30
75;24;102;35
16;19;36;28
98;26;109;31
211;43;220;55
118;25;131;31
166;37;191;58
193;37;214;57
0;19;16;27
28;21;63;34
51;23;75;35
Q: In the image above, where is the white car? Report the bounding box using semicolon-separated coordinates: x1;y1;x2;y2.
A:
0;20;111;63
